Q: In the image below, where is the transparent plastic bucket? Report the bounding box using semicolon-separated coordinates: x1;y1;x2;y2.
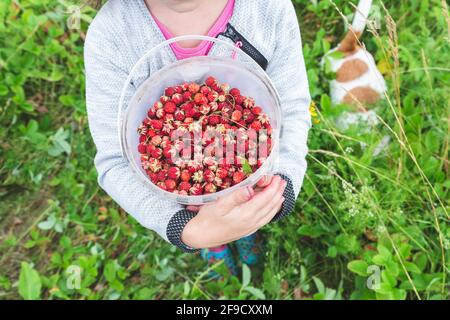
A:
119;36;282;205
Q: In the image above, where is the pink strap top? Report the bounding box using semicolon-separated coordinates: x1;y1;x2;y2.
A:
151;0;235;60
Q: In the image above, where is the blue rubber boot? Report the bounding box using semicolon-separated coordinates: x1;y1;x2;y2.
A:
235;233;262;265
200;245;238;278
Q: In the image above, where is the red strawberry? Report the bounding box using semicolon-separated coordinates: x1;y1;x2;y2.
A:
200;86;211;95
232;171;245;184
179;181;191;192
189;183;203;195
151;120;163;130
160;95;169;104
252;106;262;115
172;93;183;105
156;108;165;119
231;110;242;121
139;135;147;143
157;181;167;191
235;95;245;106
157;169;167;181
165;87;176;97
230;88;240;97
174;85;183;94
165;179;177;191
216;167;228;179
167;167;181;179
208;115;220;125
207;91;219;102
180;170;191;182
205;76;217;87
188;83;200;94
204;182;217;194
204;169;215;183
151;147;162;159
164;101;176;113
174;109;185;121
138;143;147;154
151;135;162;146
250;121;262;131
182;91;192;102
194;93;208;105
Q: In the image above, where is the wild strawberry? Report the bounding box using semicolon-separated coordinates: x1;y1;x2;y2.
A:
138;143;147;154
146;129;157;137
163;146;176;159
151;147;162;159
160;95;169;104
243;97;255;108
205;76;217;87
188;83;200;94
250;121;262;131
204;169;215;182
252;106;262;115
150;135;161;146
182;91;192;102
151;120;163;130
222;177;232;189
229;88;240;97
139;135;147;143
174;109;185;121
187;160;202;173
207;91;219;102
184;117;194;124
164;113;174;123
147;108;157;118
199;104;210;115
174;85;183;94
231;110;242;121
164;101;176;113
235;95;245;106
214;176;223;187
218;94;226;102
209;101;218;112
153;101;163;109
194;93;208;105
257;157;266;168
185;107;197;118
181;82;190;91
232;171;245;184
220;83;230;93
156;108;165;119
165;179;177;191
164;87;176;97
172;93;183;105
189;183;203;195
192;170;204;183
216;167;228;179
167;167;181;179
157;169;167;181
180;169;191;182
204;182;217;194
157;181;167;191
208;115;220;125
179;181;191;192
200;86;210;95
147;158;162;172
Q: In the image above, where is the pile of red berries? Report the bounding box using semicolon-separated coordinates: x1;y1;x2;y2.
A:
137;76;272;195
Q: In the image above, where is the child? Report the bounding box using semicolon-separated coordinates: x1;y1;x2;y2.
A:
84;0;311;274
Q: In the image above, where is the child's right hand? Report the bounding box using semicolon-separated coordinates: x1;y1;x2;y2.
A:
181;176;287;249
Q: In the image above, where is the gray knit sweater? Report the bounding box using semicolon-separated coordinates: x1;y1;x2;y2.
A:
84;0;311;251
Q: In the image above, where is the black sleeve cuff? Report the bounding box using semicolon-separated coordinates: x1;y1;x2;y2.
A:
166;209;199;253
271;174;296;222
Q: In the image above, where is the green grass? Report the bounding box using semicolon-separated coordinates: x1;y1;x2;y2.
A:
0;0;449;300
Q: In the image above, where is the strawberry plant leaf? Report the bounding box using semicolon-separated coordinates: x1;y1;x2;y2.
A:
18;262;41;300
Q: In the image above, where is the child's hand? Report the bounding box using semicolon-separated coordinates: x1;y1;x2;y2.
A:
181;176;286;249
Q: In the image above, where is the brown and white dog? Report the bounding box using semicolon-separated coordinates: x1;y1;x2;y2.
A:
326;0;387;130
